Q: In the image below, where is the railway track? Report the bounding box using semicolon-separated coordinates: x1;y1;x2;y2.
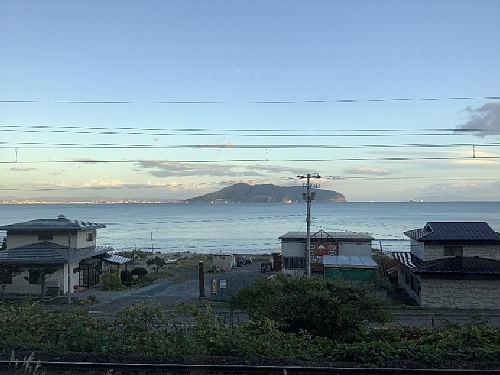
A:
2;361;500;375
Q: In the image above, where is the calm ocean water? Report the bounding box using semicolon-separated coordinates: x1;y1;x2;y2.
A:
1;202;499;255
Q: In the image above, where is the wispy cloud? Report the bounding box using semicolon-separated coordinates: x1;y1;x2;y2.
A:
136;159;311;179
83;180;124;187
455;102;500;138
412;181;500;201
343;166;394;176
10;167;37;172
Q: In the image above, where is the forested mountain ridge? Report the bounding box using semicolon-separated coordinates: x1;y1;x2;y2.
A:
185;183;346;203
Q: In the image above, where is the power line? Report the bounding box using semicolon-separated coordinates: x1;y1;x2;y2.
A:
1;96;499;104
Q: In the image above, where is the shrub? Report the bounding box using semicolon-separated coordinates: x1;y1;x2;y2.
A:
131;267;148;279
102;273;124;291
120;270;133;286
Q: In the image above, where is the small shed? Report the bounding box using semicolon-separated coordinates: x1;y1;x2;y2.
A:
212;254;236;271
323;255;377;281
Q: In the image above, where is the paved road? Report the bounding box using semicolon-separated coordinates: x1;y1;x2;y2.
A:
42;261;267;314
43;264;500;328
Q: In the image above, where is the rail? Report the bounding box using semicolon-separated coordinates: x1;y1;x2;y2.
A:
2;361;500;375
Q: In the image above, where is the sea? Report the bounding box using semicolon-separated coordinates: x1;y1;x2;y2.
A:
1;202;499;255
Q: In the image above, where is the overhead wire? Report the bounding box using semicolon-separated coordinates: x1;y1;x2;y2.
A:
1;95;499;104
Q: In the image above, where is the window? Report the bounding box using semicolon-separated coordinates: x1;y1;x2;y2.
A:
38;234;53;241
283;257;305;269
444;246;463;257
86;232;94;242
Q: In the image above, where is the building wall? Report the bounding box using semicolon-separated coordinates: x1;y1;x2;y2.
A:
420;277;500;309
409;239;425;260
3;261;80;296
281;241;306;257
423;244;500;261
397;265;422;305
7;231;96;250
338;242;372;256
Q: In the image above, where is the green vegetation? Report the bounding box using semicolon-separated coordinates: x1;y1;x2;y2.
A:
229;273;392;342
1;299;500;367
2;255;498;367
146;256;166;274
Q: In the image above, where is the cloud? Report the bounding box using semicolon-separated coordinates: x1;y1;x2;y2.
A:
35;181;72;187
83;180;124;187
343;166;393;176
455;102;500;137
10;167;37;172
411;181;500;201
136;159;307;179
137;159;243;177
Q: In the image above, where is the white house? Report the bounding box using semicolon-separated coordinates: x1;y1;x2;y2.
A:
0;215;128;297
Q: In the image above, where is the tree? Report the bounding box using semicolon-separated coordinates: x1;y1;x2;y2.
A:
0;263;23;302
229;273;392;342
26;266;59;302
146;256;166;274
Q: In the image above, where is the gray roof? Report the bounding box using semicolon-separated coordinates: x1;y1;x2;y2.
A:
279;229;373;242
404;222;500;242
0;215;106;232
393;251;500;275
95;253;132;265
323;255;377;269
0;242;111;265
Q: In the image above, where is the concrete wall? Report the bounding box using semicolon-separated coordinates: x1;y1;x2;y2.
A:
420;278;500;309
423;244;500;261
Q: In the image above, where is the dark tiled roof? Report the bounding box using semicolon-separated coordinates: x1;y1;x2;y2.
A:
279;229;373;241
0;216;105;232
393;252;500;275
0;242;110;265
404;222;500;242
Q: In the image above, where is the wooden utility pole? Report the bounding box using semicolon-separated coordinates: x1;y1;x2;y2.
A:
298;173;321;277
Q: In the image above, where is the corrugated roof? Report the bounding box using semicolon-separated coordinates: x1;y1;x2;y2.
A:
323;255;377;269
95;253;132;265
393;251;500;275
0;216;106;232
404;222;500;242
0;242;111;265
279;230;373;241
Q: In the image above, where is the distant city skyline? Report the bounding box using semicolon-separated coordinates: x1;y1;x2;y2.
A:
1;1;499;202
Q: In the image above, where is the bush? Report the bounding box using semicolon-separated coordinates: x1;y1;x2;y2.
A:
131;267;148;279
120;270;133;286
229;273;392;342
102;273;124;291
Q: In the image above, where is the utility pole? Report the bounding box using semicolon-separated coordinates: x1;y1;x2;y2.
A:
67;233;71;305
298;173;321;277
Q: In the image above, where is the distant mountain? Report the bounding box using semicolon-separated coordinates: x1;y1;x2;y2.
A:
185;183;346;203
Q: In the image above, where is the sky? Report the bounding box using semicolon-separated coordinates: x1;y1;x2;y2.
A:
1;0;500;202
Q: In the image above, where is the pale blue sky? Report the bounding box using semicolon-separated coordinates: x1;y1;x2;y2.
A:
1;0;500;202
